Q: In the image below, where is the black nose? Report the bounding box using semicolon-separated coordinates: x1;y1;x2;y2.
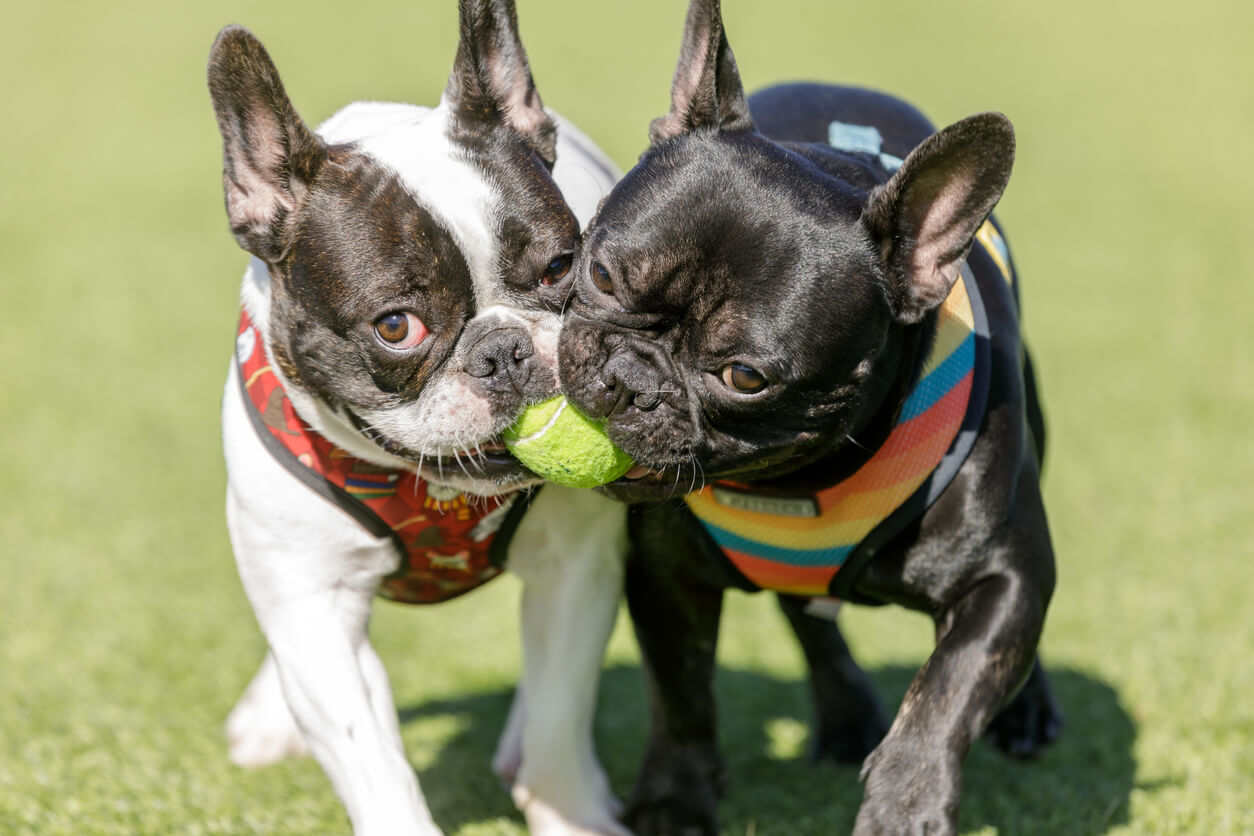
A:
465;326;534;391
600;353;663;415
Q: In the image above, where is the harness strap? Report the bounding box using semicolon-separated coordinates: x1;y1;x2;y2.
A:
684;218;1013;600
233;311;534;604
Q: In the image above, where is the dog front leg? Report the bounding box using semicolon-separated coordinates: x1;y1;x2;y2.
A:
508;487;630;836
853;529;1054;834
235;549;436;836
621;506;726;836
223;369;436;835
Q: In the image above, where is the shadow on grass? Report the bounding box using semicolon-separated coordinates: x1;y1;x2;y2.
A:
401;663;1135;835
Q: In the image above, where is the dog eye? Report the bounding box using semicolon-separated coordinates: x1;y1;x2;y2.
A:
539;254;573;287
721;363;768;394
591;261;613;293
374;312;428;349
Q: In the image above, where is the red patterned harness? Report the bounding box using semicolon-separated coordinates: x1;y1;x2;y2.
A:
234;310;531;604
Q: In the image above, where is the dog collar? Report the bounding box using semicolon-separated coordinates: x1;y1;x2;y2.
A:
233;310;533;604
684;220;1012;600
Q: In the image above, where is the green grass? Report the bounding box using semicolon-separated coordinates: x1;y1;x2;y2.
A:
2;0;1252;833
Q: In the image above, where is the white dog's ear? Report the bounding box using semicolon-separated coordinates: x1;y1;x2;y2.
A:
207;26;327;263
862;112;1015;324
649;0;755;145
445;0;557;168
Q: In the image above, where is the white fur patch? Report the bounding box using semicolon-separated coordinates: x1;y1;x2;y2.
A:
548;113;622;227
328;101;504;311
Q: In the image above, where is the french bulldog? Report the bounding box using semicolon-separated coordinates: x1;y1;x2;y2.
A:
558;0;1061;832
208;4;632;834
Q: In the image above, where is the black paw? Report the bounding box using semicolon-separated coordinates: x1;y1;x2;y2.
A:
627;802;719;836
624;741;724;836
985;659;1063;759
854;740;960;836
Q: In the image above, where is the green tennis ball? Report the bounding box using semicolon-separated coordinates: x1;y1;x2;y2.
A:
504;396;634;488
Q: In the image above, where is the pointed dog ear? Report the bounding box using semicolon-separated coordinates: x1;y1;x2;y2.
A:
207;26;327;263
649;0;754;145
444;0;557;167
862;112;1015;324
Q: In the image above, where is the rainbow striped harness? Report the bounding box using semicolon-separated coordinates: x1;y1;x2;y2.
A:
684;149;1014;600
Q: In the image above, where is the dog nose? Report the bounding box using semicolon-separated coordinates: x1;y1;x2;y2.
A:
600;354;663;415
466;326;534;391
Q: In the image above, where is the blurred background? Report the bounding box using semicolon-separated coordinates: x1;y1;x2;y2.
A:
2;0;1250;833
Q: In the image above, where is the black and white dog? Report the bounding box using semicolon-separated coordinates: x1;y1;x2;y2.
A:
559;1;1061;833
208;4;630;834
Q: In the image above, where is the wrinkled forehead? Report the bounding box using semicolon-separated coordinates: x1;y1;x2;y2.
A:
318;100;579;312
595;131;872;237
294;150;472;322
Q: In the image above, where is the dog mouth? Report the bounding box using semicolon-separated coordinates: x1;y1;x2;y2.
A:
622;463;665;481
596;459;707;502
345;408;518;476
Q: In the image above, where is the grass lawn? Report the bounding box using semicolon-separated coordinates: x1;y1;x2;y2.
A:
2;0;1251;833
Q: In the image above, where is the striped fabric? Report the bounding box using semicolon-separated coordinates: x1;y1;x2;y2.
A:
684;227;998;598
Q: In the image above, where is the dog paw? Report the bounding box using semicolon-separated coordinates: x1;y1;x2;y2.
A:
226;706;310;767
622;741;723;836
626;802;718;836
514;784;631;836
984;661;1063;760
854;740;959;836
853;805;956;836
225;665;309;768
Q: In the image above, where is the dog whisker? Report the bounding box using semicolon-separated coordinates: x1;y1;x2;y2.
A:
560;282;579;316
844;433;873;453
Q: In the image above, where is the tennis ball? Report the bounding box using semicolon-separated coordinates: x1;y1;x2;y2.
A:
504;396;634;488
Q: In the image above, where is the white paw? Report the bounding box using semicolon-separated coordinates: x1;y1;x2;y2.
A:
590;764;623;819
513;784;630;836
225;663;310;768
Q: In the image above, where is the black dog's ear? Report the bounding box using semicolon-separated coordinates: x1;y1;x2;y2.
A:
862;112;1015;324
207;26;327;264
649;0;754;144
445;0;557;167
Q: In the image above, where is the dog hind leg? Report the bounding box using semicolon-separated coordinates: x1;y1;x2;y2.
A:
983;654;1063;759
491;681;526;788
226;651;311;767
775;595;889;764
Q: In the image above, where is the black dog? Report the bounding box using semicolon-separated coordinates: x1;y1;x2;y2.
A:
559;1;1060;832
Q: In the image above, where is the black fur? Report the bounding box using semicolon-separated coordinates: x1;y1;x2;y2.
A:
557;1;1060;832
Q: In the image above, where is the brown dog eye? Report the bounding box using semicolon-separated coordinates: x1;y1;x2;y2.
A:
591;261;613;293
374;312;428;350
722;363;767;394
540;254;573;287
